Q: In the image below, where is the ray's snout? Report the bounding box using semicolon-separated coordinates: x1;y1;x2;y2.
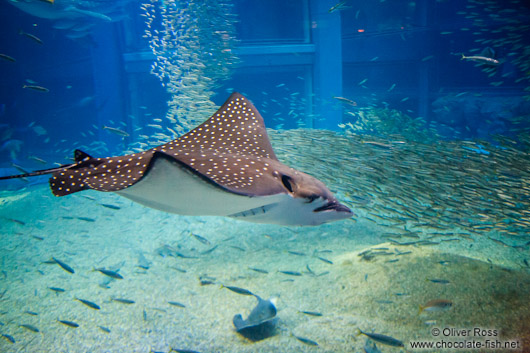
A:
313;200;353;215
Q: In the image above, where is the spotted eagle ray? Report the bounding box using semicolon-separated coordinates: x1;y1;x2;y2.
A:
0;93;352;225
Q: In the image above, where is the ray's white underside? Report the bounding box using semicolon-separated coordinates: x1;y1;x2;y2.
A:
116;156;339;225
117;156;295;224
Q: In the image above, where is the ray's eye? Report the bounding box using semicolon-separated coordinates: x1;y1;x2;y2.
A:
281;175;293;192
306;194;319;203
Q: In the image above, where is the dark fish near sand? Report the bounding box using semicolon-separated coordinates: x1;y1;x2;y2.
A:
57;319;79;328
6;217;25;225
1;333;15;343
199;278;215;286
427;278;450;284
75;298;100;310
279;270;302;276
170;348;201;353
111;298;135;304
20;324;39;332
48;286;65;293
357;329;404;347
249;267;268;274
299;310;322;317
316;256;333;264
168;301;186;308
0;93;352;226
221;285;255;296
52;257;74;274
95;268;123;279
293;334;319;346
287;250;305;256
99;325;111;333
305;265;315;276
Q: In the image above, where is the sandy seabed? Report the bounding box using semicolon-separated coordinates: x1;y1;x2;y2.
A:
0;185;529;353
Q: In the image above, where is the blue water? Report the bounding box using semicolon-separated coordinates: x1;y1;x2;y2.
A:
0;0;529;352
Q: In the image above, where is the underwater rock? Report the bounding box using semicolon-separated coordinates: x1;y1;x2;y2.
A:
233;296;278;341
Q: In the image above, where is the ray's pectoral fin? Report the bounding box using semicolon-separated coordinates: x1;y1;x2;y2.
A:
50;149;108;196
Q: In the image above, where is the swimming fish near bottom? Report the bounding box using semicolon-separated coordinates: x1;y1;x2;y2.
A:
356;329;404;347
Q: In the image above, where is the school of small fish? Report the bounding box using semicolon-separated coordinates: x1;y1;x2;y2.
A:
142;0;239;134
269;128;530;243
1;0;529;351
454;0;530;91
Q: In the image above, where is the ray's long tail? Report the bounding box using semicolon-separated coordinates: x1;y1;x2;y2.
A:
0;164;74;181
0;149;96;197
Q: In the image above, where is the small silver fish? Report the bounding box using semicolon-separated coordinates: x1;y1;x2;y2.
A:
461;54;499;65
19;30;43;44
328;0;349;13
23;85;49;92
103;126;130;137
0;54;16;62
